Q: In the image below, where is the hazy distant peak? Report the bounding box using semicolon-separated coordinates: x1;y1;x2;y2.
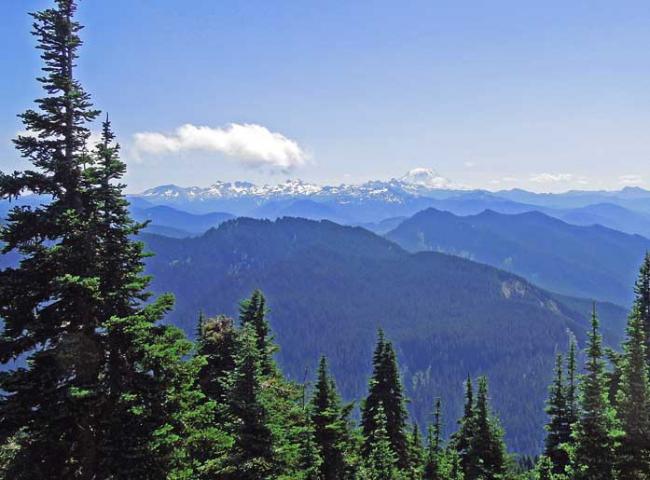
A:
399;167;452;188
138;169;466;204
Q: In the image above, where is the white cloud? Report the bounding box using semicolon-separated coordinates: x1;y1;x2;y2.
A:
529;173;574;184
464;161;476;168
618;174;644;186
132;123;307;171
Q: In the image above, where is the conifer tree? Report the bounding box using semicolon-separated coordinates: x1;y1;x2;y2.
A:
294;420;323;480
535;456;556;480
444;448;464;480
227;323;276;480
572;307;617;480
454;374;475;476
361;330;409;468
544;353;571;474
0;2;208;477
310;356;352;480
89;108;224;480
566;338;579;430
605;347;623;408
0;1;101;476
406;422;424;479
467;376;506;480
615;306;650;479
631;253;650;363
82;102;227;480
424;398;443;480
363;406;403;480
197;314;238;404
239;290;275;375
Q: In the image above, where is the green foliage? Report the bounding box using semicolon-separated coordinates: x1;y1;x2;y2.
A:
225;323;276;479
635;253;650;365
310;356;354;480
0;1;102;476
4;3;650;477
454;375;475;475
0;1;224;477
534;456;555;480
572;307;618;480
361;406;404;480
142;215;620;454
423;398;444;480
544;354;571;474
239;289;276;376
565;339;579;429
469;377;507;480
453;375;508;480
197;314;238;407
615;306;650;479
361;330;410;468
406;422;425;479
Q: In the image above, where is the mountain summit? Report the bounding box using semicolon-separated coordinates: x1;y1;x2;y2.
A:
399;167;453;189
139;168;460;202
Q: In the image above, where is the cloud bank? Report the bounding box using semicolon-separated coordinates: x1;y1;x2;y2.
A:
618;174;644;186
132;123;307;170
529;173;575;184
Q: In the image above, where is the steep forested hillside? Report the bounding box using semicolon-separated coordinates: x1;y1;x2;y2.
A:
142;217;627;453
387;208;650;306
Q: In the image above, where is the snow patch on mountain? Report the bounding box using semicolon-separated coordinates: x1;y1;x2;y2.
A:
139;168;462;204
400;168;453;189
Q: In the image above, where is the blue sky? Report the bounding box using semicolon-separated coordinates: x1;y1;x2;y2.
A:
2;0;650;192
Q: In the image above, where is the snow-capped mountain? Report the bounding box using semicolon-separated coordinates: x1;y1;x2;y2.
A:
139;168;461;204
133;168;464;220
132;170;650;231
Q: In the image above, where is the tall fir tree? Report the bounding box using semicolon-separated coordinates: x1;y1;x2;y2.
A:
605;347;624;408
361;330;409;468
572;306;617;480
310;356;352;480
227;323;276;480
362;406;403;480
196;314;238;405
544;353;571;474
406;422;424;480
566;338;579;430
239;290;275;376
454;374;475;476
294;419;323;480
424;398;443;480
86;120;211;479
535;456;556;480
633;253;650;366
467;376;507;480
0;1;101;476
615;306;650;479
0;2;208;478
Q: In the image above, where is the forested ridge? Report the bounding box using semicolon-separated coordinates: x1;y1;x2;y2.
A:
2;1;650;479
141;216;627;454
386;207;650;306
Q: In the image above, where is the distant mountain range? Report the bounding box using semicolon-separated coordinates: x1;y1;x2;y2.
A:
386;208;650;307
132;169;650;237
131;205;234;238
5;169;650;237
1;177;641;453
141;217;628;454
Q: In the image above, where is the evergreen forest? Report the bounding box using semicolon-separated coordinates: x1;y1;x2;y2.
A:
2;1;650;479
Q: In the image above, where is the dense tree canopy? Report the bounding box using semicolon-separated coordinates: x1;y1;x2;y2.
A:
2;1;650;479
